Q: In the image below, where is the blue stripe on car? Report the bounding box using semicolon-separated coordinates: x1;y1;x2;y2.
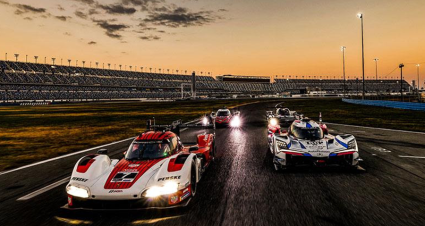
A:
335;138;348;148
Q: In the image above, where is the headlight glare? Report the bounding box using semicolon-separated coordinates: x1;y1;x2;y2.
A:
230;116;241;127
270;118;278;126
145;182;178;198
66;184;90;198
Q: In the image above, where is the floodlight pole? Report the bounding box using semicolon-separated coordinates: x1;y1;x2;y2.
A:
399;63;404;102
341;46;346;97
358;13;365;99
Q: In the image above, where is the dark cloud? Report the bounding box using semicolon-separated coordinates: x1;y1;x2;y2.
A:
55;16;72;21
140;35;160;41
144;7;217;28
15;4;46;14
218;9;228;12
64;32;72;36
88;41;97;45
92;19;129;39
72;0;96;5
74;10;87;19
99;4;136;15
57;5;65;11
0;0;9;5
23;17;32;20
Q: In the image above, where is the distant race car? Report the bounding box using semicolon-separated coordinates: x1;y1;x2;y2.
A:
65;120;215;210
268;116;361;171
211;107;241;128
266;103;299;127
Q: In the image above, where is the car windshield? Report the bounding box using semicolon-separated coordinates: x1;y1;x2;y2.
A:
277;109;290;116
291;125;323;140
126;142;171;160
217;111;230;116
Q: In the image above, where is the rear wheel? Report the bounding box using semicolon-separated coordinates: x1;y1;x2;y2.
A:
190;161;197;197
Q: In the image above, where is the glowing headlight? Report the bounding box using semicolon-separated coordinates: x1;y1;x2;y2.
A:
230;116;241;127
270;118;278;126
66;184;89;198
145;182;178;198
276;140;288;150
202;117;209;126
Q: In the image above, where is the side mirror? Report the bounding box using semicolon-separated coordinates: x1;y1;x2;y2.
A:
189;146;199;152
97;149;108;155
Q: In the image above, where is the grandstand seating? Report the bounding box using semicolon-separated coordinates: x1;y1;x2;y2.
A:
0;60;411;102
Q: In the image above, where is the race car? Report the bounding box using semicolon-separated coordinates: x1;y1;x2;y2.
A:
211;107;241;128
268;117;361;171
65;121;215;210
266;103;299;127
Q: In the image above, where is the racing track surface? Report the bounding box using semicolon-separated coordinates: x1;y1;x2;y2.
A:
1;101;425;226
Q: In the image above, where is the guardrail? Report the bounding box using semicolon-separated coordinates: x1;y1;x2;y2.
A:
342;99;425;111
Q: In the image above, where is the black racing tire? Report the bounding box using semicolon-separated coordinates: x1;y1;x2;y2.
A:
211;140;216;162
190;160;197;197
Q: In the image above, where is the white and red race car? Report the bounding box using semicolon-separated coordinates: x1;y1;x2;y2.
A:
65;122;215;209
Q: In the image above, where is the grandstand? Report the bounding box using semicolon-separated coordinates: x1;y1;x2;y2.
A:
0;60;411;102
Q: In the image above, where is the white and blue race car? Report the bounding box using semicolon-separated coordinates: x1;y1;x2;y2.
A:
268;117;361;171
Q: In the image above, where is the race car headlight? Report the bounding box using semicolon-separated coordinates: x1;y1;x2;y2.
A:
276;140;288;150
230;116;241;127
202;117;209;126
270;118;278;126
145;182;178;198
66;184;90;198
348;140;357;149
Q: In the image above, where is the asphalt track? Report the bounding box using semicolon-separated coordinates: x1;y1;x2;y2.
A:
1;101;425;226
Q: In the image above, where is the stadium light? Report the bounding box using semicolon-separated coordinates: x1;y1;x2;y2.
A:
341;46;347;97
357;13;366;99
34;56;38;63
82;61;86;68
96;62;99;68
167;69;170;73
399;63;404;101
150;67;152;72
119;65;122;70
60;58;63;66
52;58;56;65
14;54;19;62
130;65;133;71
5;53;7;61
44;57;46;64
25;55;28;63
68;59;71;67
417;64;420;90
103;63;104;69
141;67;143;72
374;59;379;80
108;63;111;69
76;60;78;67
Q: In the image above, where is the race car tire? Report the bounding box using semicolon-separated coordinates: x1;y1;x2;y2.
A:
190;160;197;197
211;140;216;162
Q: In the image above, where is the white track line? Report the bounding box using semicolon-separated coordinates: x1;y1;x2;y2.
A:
0;137;135;176
17;177;70;201
325;122;425;135
399;156;425;159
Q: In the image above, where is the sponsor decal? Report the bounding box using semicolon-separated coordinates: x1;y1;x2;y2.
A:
128;164;140;168
124;169;139;172
180;191;190;201
111;172;138;182
158;176;181;181
306;141;324;145
109;190;123;193
170;195;178;204
71;177;88;182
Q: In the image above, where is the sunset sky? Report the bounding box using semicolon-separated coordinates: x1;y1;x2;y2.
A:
0;0;424;82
